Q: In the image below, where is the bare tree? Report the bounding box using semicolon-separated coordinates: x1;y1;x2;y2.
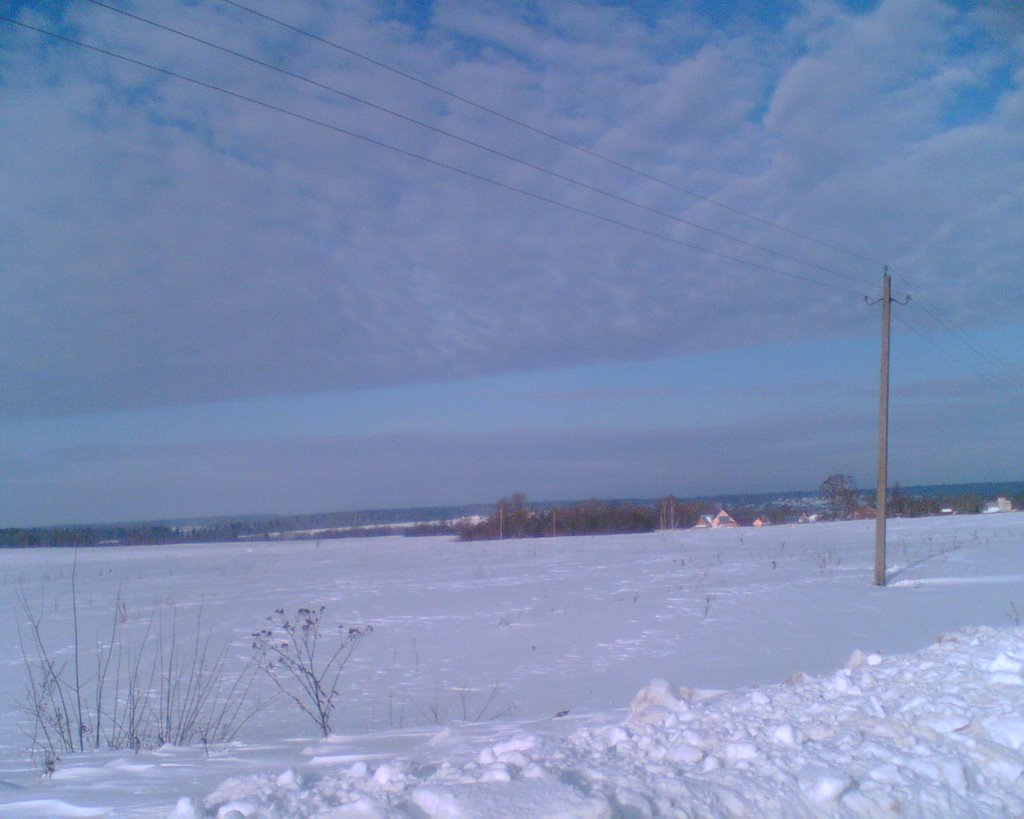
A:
820;473;859;519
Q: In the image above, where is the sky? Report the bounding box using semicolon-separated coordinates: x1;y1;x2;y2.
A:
1;0;1022;527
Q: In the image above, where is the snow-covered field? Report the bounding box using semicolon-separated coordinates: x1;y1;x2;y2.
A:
1;513;1022;816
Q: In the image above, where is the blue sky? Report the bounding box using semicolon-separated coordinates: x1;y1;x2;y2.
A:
1;0;1022;526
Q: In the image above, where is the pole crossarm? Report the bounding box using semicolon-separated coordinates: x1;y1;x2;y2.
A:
864;294;911;307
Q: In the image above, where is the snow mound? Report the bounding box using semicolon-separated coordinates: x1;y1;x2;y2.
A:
186;625;1024;818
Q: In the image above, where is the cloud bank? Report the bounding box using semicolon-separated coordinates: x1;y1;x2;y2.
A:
1;0;1021;420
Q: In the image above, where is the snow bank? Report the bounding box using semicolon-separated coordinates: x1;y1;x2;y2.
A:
183;625;1024;818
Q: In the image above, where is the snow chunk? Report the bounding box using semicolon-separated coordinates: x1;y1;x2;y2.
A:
410;787;466;818
478;737;535;769
869;763;903;785
797;764;852;804
988;652;1023;674
769;723;799;746
491;735;537;763
984;716;1024;750
604;726;630;747
628;678;686;725
665;743;703;764
612;787;652;818
940;759;968;793
495;735;535;755
348;761;369;778
167;797;202;819
522;763;547;779
372;763;403;786
749;689;770;706
480;764;511;782
724;741;759;763
829;670;860;695
985;757;1024;783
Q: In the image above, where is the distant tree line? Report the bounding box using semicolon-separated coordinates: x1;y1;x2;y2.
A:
817;474;1023;520
0;519;458;549
0;525;185;549
4;483;1019;548
886;485;1015;517
457;494;660;541
460;480;1024;543
456;494;808;542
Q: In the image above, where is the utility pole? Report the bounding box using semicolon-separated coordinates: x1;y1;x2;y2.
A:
866;268;909;586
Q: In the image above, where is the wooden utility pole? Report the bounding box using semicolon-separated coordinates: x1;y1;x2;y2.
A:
874;272;892;587
867;268;908;587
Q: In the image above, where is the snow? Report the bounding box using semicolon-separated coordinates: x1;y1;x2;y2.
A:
0;512;1022;816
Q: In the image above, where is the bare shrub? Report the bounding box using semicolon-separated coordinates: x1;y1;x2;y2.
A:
146;606;261;748
18;579;260;771
251;607;372;737
414;683;513;725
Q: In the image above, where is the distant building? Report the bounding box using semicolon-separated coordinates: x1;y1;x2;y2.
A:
798;513;820;524
753;516;771;527
694;509;739;529
984;497;1014;514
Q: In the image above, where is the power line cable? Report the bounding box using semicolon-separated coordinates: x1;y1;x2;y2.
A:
890;262;1018;375
217;0;888;270
36;6;1021;384
1;15;872;300
910;298;1023;386
892;313;1013;395
885;265;1021;386
83;0;876;292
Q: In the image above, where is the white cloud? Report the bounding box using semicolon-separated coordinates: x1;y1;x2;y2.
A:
0;0;1020;419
